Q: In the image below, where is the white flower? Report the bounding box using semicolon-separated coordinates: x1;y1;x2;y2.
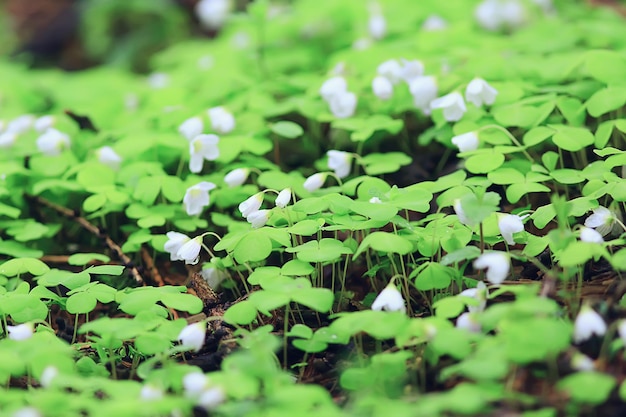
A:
201;266;227;290
195;0;230;30
327;150;353;179
456;312;481;333
584;206;614;236
377;60;402;84
573;305;606;343
498;213;525;245
475;0;502;31
580;227;604;244
178;322;207;352
303;173;328;192
177;236;203;265
6;115;34;134
0;132;17;148
34;115;55;132
320;76;348;102
183;182;216;216
368;14;387;40
473;252;510;285
164;232;191;261
453;199;472;227
147;72;169;89
189;134;219;173
430;92;467;122
140;384;164;401
352;38;372;50
372;76;393;100
11;407;42;417
400;59;424;83
500;0;526;28
238;193;264;217
465;78;498;107
571;353;595;371
224;168;249;187
207;107;235;134
36;128;70;156
197;387;226;410
369;196;382;204
7;323;34;341
183;372;209;397
40;366;58;388
96;146;122;170
371;283;406;313
328;91;357;119
451;132;479;153
458;281;487;313
422;15;447;31
275;188;292;208
409;76;438;114
179;117;204;141
247;209;271;228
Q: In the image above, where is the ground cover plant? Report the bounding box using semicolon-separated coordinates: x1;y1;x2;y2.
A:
1;0;626;416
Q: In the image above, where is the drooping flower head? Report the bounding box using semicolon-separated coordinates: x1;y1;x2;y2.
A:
430;92;467;122
497;213;525;245
465;78;498;107
223;168;250;187
239;193;264;218
573;304;606;343
473;251;510;285
409;76;438;114
327;150;353;179
303;173;328;192
451;132;479;153
189;134;219;173
183;182;216;216
275;188;292;208
371;282;406;313
178;322;207;352
207;106;235;134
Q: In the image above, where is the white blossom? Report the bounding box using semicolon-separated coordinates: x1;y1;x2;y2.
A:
177;236;203;265
238;193;264;217
198;387;226;410
571;353;595;371
465;78;498;107
178;322;206;352
183;372;209;397
6;115;34;134
475;0;526;31
617;320;626;346
473;252;510;285
320;76;348;102
195;0;230;30
368;14;387;40
371;283;406;313
500;0;526;28
147;72;169;89
11;407;42;417
223;168;249;187
327;150;353;179
275;188;292;208
183;182;216;216
40;366;58;388
458;281;487;313
430;92;467;122
451;132;479;153
164;232;191;261
328;91;357;119
36;128;70;156
453;199;472;227
303;173;328;192
400;59;424;83
34;115;55;132
0;132;17;148
247;209;271;228
372;76;393;100
369;196;382;204
377;60;402;84
422;15;447;31
573;305;606;343
140;384;164;401
456;312;481;333
580;226;604;244
498;213;525;245
179;117;204;141
584;206;614;236
7;323;34;341
207;106;235;134
201;266;227;290
96;146;122;170
189;134;219;173
409;76;438;114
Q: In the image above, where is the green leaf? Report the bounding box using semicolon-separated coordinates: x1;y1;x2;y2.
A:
160;292;203;314
83;194;107;213
586;87;626;117
68;253;111;266
292;288;334;312
352;232;413;259
0;258;50;277
286;238;353;263
66;292;98;314
585;50;626;84
271;121;303;139
413;262;454;291
233;230;272;263
551;126;594;152
224;300;258;325
558;372;615;404
87;265;125;276
464;151;505;174
523;126;555;147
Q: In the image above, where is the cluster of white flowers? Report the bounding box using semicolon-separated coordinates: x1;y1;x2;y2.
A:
183;371;226;410
0;114;77;156
475;0;526;32
237;188;292;228
319;76;358;119
164;232;203;265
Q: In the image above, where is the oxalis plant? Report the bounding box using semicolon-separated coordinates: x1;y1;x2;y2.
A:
1;0;626;416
